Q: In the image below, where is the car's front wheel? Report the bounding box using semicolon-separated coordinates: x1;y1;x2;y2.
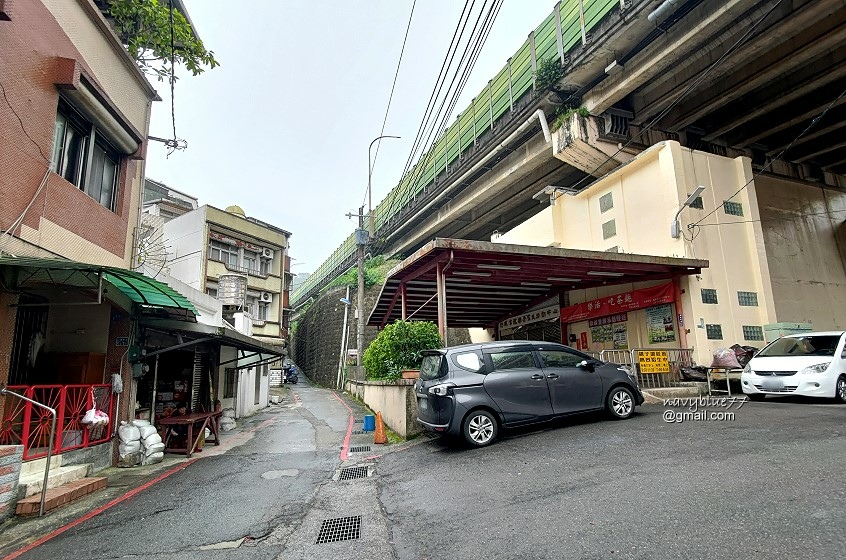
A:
607;386;635;419
835;375;846;404
463;410;497;447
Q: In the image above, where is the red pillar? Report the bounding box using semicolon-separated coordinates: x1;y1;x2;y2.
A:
400;283;407;321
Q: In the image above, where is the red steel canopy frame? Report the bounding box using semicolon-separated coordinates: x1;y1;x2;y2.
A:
368;238;708;343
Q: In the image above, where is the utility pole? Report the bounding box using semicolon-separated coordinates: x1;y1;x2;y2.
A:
355;206;366;369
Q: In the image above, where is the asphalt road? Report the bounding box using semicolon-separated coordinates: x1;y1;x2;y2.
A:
377;396;846;560
11;378;355;560
8;387;846;560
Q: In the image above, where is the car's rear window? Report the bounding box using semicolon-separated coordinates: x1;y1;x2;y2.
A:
420;354;447;380
758;335;841;357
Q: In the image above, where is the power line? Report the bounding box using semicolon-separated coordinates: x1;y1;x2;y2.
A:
364;0;418;208
402;0;503;211
688;83;846;234
394;0;502;211
400;0;475;180
553;0;787;201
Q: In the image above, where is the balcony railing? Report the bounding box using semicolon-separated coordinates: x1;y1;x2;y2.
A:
209;257;270;279
0;384;114;461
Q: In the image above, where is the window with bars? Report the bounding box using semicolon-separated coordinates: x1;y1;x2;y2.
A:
743;326;764;341
706;324;723;340
701;288;718;304
688;195;704;209
602;219;616;240
224;368;236;398
737;291;758;306
723;201;744;216
599;192;613;213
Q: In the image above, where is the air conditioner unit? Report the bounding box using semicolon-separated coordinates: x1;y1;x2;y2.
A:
260;292;273;302
262;248;274;259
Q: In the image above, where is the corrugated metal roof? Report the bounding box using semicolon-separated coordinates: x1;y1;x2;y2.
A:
0;256;197;315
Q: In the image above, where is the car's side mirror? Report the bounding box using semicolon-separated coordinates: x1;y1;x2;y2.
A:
578;360;595;372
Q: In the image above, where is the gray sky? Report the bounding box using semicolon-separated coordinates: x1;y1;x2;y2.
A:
146;1;556;275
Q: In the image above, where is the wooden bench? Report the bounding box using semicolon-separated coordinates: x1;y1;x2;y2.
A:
706;367;743;396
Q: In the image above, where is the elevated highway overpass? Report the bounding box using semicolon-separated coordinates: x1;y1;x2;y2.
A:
292;0;846;307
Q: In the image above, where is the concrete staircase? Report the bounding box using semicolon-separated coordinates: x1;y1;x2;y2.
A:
17;454;92;499
14;454;107;516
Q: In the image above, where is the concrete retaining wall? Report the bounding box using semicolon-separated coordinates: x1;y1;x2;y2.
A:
0;446;23;522
346;379;420;438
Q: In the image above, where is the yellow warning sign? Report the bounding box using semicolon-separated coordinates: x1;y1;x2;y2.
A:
637;350;670;374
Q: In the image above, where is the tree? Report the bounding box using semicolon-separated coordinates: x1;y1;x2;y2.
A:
105;0;219;81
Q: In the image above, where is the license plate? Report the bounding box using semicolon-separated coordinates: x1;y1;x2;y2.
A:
762;378;783;390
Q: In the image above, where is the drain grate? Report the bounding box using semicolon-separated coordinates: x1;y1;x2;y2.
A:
315;516;361;544
349;445;371;453
352;430;364;435
339;466;369;481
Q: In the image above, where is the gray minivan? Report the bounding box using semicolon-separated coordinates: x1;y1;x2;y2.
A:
415;341;643;447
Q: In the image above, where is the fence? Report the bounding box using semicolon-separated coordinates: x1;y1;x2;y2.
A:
597;349;696;389
0;384;113;461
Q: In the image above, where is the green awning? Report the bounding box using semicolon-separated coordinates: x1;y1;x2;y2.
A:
0;256;197;317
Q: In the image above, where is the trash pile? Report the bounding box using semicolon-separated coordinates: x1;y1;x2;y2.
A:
680;344;759;381
118;419;165;468
219;408;236;432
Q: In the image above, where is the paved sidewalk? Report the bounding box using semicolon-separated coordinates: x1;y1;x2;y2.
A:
0;379;420;559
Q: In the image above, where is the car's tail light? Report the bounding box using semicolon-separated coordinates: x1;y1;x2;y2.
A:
428;383;454;396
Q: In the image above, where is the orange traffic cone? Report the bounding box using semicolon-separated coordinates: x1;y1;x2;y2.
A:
374;411;388;444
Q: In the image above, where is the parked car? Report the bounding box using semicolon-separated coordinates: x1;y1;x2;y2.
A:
741;331;846;402
415;341;644;447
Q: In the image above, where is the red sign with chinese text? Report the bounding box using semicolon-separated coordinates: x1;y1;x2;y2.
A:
560;283;674;324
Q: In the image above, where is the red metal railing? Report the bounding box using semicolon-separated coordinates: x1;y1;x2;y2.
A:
0;384;113;461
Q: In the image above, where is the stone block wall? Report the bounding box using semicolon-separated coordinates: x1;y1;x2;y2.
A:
0;445;23;522
292;284;472;389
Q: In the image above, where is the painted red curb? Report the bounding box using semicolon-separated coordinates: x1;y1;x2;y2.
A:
340;415;354;462
4;459;198;560
331;391;354;414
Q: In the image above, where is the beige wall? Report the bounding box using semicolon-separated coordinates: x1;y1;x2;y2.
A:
42;0;153;130
346;379;420;438
497;141;828;364
756;175;846;329
20;218;128;268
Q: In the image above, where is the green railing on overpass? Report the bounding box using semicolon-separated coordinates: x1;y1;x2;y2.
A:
292;0;620;306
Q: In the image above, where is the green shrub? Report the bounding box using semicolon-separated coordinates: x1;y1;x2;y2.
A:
363;320;443;380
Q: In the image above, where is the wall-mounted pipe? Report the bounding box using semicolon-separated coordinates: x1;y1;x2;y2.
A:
386;110;551;244
648;0;680;23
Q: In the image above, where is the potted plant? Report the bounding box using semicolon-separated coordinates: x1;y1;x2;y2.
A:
362;320;443;381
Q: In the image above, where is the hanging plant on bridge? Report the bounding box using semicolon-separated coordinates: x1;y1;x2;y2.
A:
104;0;219;81
362;320;443;380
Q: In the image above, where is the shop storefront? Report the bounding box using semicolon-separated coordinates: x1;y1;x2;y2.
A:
560;282;683;353
498;300;561;342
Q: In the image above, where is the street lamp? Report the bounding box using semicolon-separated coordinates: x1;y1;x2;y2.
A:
356;134;400;372
671;185;705;238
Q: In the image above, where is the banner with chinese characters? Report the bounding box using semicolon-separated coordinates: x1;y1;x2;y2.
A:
499;303;559;334
559;283;674;324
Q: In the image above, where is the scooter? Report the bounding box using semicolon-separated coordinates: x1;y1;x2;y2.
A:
282;366;299;384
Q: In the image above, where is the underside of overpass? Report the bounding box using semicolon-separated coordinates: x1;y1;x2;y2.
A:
296;0;846;306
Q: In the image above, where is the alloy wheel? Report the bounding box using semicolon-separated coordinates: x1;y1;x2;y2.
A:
837;377;846;402
611;390;633;417
468;414;494;445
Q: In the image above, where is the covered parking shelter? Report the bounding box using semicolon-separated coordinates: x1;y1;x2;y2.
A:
368;238;708;350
